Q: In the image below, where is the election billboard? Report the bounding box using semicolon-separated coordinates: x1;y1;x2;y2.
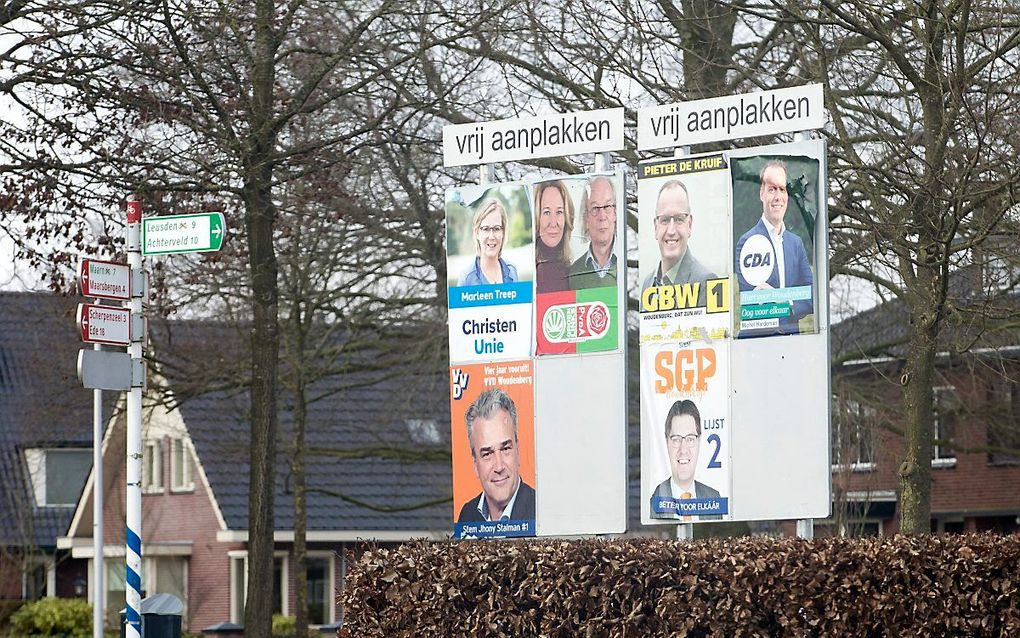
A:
637;152;733;525
639;139;830;525
444;169;629;539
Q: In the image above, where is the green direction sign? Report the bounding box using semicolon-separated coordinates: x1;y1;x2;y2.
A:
141;213;226;256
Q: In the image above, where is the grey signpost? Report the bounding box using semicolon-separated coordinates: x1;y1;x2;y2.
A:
77;203;227;638
77;258;132;638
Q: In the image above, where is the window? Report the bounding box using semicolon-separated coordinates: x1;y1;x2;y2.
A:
24;448;92;506
146;557;188;620
23;558;52;600
933;386;957;466
981;234;1020;291
813;520;881;538
143;439;163;492
832;398;875;470
306;555;335;625
106;561;126;628
170;439;194;491
987;378;1020;466
230;553;286;623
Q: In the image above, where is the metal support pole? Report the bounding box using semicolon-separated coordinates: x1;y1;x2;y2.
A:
595;151;612;173
796;519;814;539
124;196;144;638
793;127;816;541
671;144;695;543
479;164;494;186
92;342;104;638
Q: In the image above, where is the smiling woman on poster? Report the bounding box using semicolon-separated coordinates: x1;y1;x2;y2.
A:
460;198;519;286
533;180;574;293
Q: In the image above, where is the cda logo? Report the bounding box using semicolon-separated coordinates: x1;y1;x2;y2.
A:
542;301;611;343
739;234;776;287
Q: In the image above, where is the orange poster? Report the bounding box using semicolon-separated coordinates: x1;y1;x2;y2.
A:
449;360;536;538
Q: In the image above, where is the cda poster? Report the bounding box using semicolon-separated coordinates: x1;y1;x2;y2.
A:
730;146;821;338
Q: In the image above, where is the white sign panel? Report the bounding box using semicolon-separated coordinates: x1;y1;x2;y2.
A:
142;212;226;256
77;303;131;346
637;84;825;150
79;259;130;300
78;349;132;391
443;108;625;167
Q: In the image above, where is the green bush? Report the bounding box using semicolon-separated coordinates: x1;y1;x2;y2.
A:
9;598;92;637
271;614;295;638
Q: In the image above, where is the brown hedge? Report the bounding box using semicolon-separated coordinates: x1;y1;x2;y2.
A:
338;534;1020;637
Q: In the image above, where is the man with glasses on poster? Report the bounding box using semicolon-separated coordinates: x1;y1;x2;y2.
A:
568;176;619;290
641;179;717;307
650;399;722;521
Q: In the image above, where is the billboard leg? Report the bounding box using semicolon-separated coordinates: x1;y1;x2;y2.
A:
796;519;814;539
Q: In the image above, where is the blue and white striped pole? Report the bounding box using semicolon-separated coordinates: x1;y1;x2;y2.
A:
125;197;144;638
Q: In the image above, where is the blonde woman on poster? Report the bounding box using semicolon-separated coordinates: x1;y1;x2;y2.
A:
460;198;519;286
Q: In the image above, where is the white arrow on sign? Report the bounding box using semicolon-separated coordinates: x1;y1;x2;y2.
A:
77;303;131;346
79;259;131;301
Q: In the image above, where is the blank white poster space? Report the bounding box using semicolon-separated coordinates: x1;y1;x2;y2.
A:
730;333;830;521
534;352;627;535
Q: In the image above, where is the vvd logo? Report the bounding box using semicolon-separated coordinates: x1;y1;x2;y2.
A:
451;369;470;400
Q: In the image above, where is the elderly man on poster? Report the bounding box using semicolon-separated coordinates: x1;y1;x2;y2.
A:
650;399;722;521
735;159;813;331
457;388;536;524
568;176;619;290
641;179;717;307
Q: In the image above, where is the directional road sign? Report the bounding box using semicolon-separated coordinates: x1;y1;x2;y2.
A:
77;303;131;346
141;212;226;256
79;259;131;300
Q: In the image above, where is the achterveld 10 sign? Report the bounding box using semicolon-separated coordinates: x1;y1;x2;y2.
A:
637;138;831;526
444;165;628;539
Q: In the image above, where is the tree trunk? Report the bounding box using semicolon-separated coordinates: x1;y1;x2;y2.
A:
898;293;938;533
293;334;309;638
244;1;280;636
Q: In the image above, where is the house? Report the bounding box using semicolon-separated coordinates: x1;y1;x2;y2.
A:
56;316;455;631
0;292;104;602
824;275;1020;536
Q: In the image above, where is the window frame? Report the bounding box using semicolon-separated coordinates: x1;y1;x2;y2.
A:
170;438;195;492
229;551;289;624
24;447;92;507
932;386;958;468
831;398;876;472
143;438;164;493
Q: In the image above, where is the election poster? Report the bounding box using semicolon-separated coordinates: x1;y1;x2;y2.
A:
636;153;732;345
449;360;536;539
640;339;731;524
731;141;822;338
446;182;535;363
638;152;733;525
533;170;624;356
